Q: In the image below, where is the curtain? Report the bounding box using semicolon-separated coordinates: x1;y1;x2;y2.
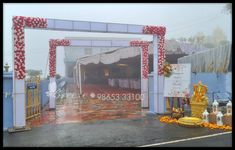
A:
178;44;231;73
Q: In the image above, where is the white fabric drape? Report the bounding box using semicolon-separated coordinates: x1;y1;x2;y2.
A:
178;44;231;73
108;78;140;89
78;47;141;65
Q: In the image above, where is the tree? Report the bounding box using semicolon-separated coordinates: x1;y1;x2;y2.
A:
224;3;232;14
47;74;61;80
26;69;42;77
188;36;195;45
219;40;230;46
204;42;215;48
178;37;185;43
211;26;227;47
194;32;205;45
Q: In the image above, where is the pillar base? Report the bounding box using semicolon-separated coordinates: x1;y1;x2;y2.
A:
141;78;148;108
8;126;31;133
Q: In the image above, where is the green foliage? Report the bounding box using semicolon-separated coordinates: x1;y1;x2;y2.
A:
47;74;61;80
225;3;232;14
26;69;42;77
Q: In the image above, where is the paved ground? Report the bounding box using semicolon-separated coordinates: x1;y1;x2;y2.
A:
3;114;231;147
153;133;232;147
27;97;143;128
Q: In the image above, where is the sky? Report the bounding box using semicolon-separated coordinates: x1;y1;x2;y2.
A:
3;3;232;77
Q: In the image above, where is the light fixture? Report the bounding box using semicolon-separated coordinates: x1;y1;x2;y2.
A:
104;68;109;76
117;63;128;67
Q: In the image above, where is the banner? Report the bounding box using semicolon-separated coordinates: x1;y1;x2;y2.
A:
164;64;191;97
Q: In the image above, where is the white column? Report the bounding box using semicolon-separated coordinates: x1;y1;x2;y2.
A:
12;27;26;128
13;79;26;127
153;35;159;113
153;35;166;114
140;47;148;108
49;77;56;109
158;75;165;114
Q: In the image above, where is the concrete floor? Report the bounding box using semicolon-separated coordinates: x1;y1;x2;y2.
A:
153;133;232;147
3;114;231;147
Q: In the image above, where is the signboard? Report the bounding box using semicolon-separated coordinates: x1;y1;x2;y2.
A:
27;83;37;89
164;64;191;97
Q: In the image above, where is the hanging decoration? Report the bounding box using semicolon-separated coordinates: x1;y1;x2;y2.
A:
13;16;47;79
130;41;150;79
163;61;172;77
143;25;166;75
49;39;71;77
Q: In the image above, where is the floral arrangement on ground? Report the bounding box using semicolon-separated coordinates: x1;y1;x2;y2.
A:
158;116;232;130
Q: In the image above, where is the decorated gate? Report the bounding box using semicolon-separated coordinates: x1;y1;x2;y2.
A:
25;76;41;120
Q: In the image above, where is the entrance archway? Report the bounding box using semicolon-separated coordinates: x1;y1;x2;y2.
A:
47;38;151;109
12;16;166;128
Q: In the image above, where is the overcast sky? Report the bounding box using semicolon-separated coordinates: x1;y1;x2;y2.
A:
3;3;232;77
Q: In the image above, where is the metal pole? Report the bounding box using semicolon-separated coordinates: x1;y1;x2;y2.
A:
79;62;82;95
73;67;76;84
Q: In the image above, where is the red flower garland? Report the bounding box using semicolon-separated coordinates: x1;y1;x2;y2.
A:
130;41;150;79
13;16;47;79
143;25;166;75
49;39;71;77
143;26;166;36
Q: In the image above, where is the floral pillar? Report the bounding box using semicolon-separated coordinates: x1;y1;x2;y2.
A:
48;39;70;109
143;26;166;75
130;41;150;108
12;16;47;128
13;16;47;79
143;25;166;113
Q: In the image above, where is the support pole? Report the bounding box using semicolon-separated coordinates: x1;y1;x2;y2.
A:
153;35;165;114
153;35;159;113
10;27;28;131
76;67;79;89
78;62;82;95
73;67;76;84
13;33;26;127
140;48;148;108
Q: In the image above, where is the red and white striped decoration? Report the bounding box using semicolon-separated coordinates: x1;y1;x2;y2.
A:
143;25;166;75
130;41;150;79
13;16;47;79
49;39;71;77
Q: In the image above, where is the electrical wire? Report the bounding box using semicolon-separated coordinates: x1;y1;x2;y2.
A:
168;13;225;32
167;14;226;37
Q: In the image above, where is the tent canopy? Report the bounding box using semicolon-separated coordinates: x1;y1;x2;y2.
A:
178;43;231;73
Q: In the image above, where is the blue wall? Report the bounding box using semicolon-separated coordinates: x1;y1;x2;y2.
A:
3;72;14;130
148;72;232;114
190;72;232;100
2;74;60;130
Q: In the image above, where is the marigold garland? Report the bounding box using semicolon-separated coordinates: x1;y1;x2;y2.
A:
159;116;232;131
163;62;172;77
